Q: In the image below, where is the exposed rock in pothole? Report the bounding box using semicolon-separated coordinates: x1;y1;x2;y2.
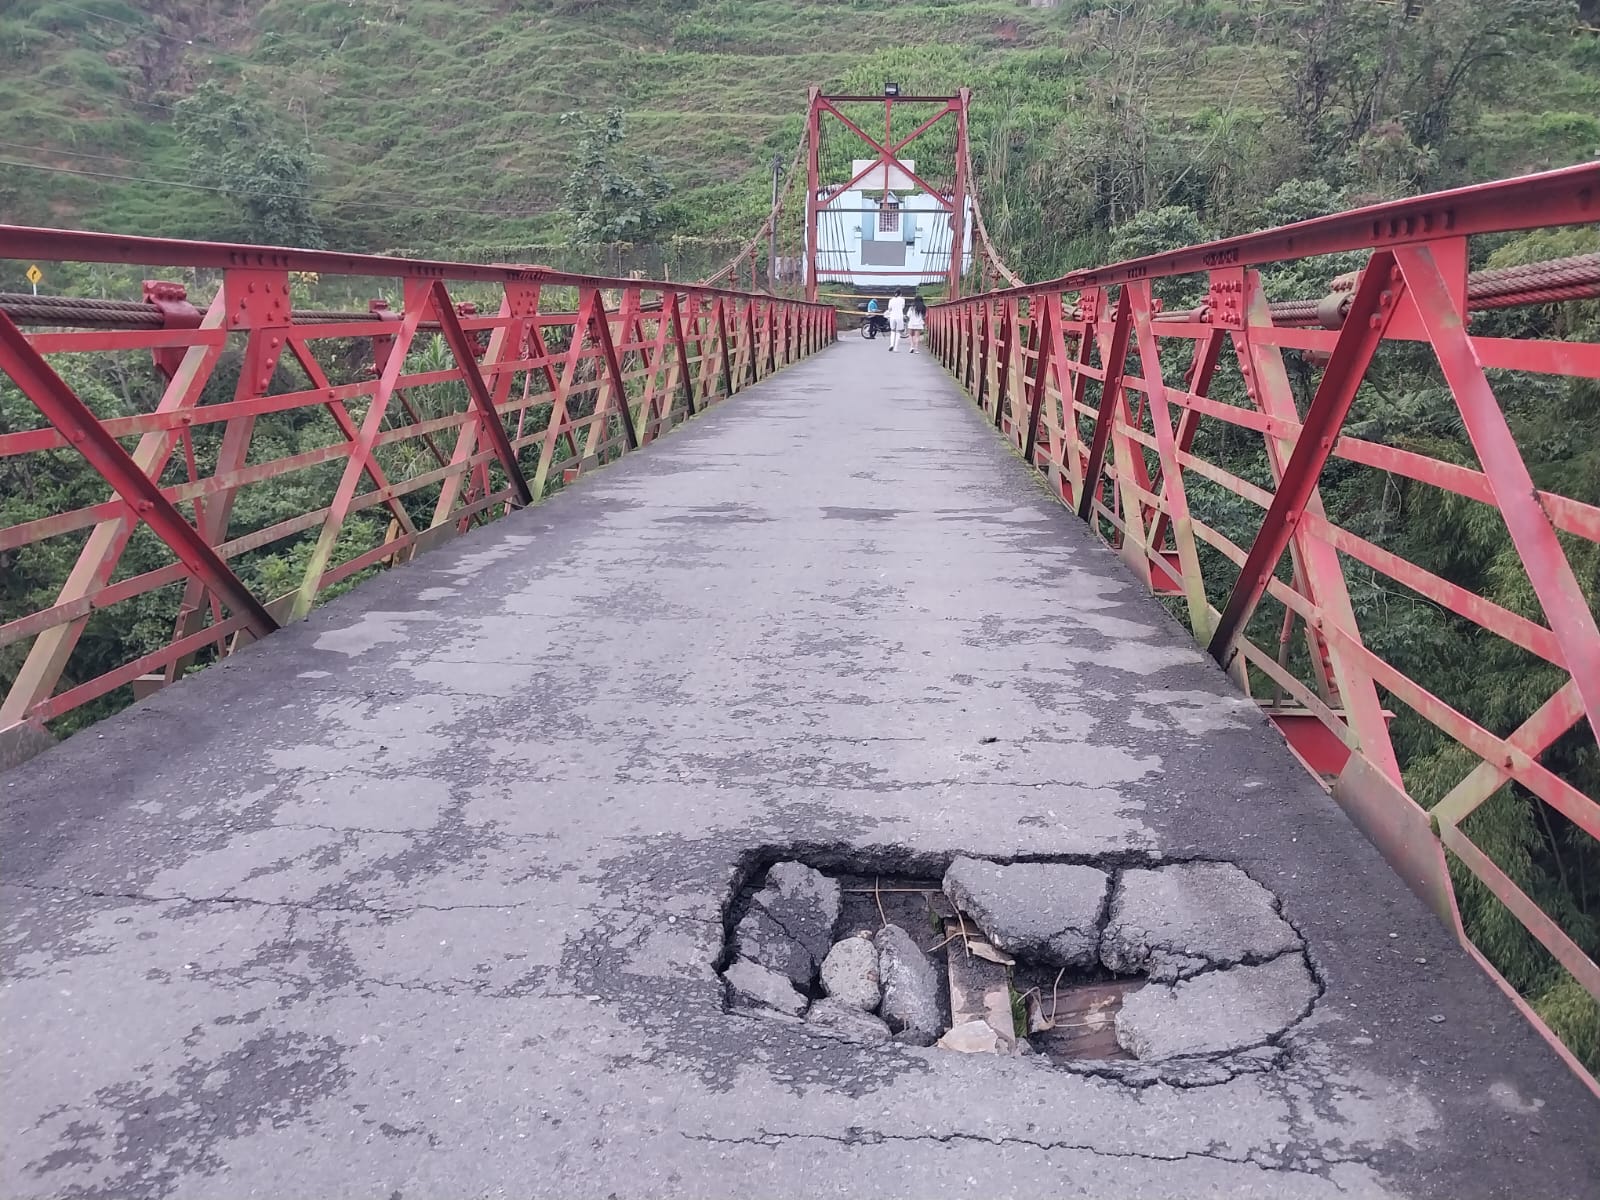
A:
875;923;944;1046
820;933;880;1011
715;854;1319;1085
1100;862;1303;980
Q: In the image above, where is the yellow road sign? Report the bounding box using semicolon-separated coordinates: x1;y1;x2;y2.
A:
25;265;42;285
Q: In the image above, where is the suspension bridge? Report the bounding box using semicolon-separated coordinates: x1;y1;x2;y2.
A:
2;90;1598;1198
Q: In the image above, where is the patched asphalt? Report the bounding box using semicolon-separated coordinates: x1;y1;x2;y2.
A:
3;337;1597;1198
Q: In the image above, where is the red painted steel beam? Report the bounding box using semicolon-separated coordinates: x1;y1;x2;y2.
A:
1075;296;1132;522
714;299;736;399
667;292;698;415
950;162;1600;300
428;281;534;507
1207;252;1404;660
1146;328;1224;555
1396;244;1600;738
947;88;971;300
817;100;956;209
884;105;958;160
1021;292;1055;462
0;310;277;640
819;94;961;103
804;87;822;303
589;291;640;452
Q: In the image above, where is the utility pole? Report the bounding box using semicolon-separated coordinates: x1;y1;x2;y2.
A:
768;153;781;291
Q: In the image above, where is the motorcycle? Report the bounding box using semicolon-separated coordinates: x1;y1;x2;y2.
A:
859;312;890;339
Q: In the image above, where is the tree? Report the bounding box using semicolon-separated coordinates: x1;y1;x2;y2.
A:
559;109;672;244
174;82;323;248
1278;0;1573;194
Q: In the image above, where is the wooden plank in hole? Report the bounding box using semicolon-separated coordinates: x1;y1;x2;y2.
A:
1026;978;1145;1062
943;916;1015;1052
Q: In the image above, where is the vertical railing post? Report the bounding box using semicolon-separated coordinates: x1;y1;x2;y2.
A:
531;290;600;498
1022;294;1055;465
1124;281;1209;635
715;298;736;399
584;288;638;457
291;276;431;620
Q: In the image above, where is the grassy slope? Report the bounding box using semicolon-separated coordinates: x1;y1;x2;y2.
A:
1;1;1597;255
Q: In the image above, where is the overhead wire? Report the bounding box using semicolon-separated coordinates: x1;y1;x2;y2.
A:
698;128;807;289
47;1;221;47
0;139;156;164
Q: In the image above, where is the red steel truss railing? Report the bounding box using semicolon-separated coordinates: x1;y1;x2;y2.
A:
0;228;834;756
928;162;1600;1091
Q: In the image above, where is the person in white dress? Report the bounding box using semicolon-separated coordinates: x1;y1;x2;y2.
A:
906;294;927;354
885;290;907;352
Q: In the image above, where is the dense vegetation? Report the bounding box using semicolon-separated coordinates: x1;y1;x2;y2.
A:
5;1;1594;263
1;0;1598;1070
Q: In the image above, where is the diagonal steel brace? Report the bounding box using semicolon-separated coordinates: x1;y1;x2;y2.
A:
0;311;277;641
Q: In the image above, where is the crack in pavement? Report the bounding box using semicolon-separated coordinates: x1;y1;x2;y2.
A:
9;880;544;916
6;880;721;929
681;1129;1359;1178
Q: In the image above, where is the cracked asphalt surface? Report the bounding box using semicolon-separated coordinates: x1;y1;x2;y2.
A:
4;338;1598;1198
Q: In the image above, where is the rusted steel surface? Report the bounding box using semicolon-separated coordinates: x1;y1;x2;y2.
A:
0;228;834;744
927;162;1600;1094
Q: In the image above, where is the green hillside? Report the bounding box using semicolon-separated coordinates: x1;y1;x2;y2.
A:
3;1;1597;272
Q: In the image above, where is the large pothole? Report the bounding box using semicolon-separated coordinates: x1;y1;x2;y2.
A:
716;853;1319;1085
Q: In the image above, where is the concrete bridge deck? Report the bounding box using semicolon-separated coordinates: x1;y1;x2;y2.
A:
3;338;1597;1199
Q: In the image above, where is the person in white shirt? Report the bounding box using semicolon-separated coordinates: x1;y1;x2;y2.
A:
885;290;907;352
906;294;927;353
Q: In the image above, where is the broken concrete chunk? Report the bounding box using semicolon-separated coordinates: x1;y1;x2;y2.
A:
820;934;881;1011
724;958;809;1016
937;1019;1007;1054
1159;1059;1239;1087
943;857;1109;967
764;864;851;966
1113;953;1317;1060
805;998;891;1045
1100;862;1302;980
761;861;842;963
733;861;842;989
733;907;816;989
874;923;942;1046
